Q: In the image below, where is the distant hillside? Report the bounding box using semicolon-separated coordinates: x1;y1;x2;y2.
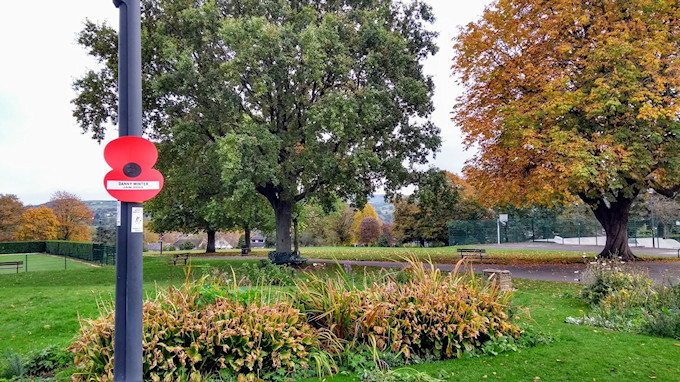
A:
368;194;394;223
73;199;396;226
83;200;118;226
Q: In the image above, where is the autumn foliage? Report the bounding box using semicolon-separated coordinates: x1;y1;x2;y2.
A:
50;191;93;242
357;217;381;245
0;194;24;241
453;0;680;259
14;207;59;241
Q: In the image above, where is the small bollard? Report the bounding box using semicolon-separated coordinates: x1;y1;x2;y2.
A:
483;269;512;291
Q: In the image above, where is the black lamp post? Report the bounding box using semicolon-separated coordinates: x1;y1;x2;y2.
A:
112;0;144;380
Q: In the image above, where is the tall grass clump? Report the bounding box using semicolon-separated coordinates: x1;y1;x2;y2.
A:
69;273;332;382
570;259;680;339
295;257;521;362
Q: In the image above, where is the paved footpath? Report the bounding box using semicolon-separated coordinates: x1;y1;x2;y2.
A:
200;255;680;284
304;258;680;284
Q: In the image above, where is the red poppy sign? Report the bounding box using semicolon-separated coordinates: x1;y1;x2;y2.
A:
103;137;164;202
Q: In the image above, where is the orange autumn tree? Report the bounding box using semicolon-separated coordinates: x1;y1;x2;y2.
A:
14;207;59;241
453;0;680;260
50;191;94;242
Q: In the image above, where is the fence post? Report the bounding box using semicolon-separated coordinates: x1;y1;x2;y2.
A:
577;220;581;245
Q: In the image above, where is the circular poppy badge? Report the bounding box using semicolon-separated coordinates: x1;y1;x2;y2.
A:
103;137;164;202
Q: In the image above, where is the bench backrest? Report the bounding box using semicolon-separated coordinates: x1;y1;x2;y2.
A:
457;248;486;253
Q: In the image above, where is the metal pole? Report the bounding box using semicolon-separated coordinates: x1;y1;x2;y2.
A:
25;254;27;273
497;218;500;245
113;0;144;380
577;220;580;245
650;192;656;249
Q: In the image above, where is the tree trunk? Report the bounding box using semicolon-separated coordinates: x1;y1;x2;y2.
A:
244;224;251;250
584;193;639;261
206;230;216;253
273;199;293;253
293;217;299;253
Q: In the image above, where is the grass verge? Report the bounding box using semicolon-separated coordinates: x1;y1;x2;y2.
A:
147;246;674;265
1;255;679;381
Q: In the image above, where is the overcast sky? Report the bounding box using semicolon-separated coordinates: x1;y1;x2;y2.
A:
0;0;492;205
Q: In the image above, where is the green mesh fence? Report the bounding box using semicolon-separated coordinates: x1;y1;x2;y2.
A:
448;218;680;246
0;241;115;265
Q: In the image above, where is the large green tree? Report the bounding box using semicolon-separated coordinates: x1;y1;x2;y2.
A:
74;0;441;254
146;139;233;253
453;0;680;260
392;170;460;245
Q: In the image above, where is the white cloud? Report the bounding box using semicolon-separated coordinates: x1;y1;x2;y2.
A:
0;0;492;205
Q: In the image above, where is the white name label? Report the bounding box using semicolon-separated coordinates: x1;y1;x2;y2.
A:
131;207;144;233
107;180;160;190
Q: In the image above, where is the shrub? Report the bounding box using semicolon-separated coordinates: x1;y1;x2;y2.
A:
580;259;650;305
69;276;332;381
0;350;24;379
376;234;390;247
0;241;46;254
572;260;680;339
242;259;295;286
178;240;196;251
295;257;520;361
23;345;73;378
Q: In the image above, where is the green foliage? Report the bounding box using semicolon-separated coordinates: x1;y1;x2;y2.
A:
0;241;114;265
580;260;651;305
573;261;680;339
242;260;295;286
358;368;446;382
45;241;93;260
0;350;24;379
22;346;73;378
268;251;306;266
376;234;390;248
73;0;441;255
0;241;46;254
178;240;196;251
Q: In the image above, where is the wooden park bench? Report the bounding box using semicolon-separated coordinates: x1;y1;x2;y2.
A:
0;261;24;273
169;253;190;266
457;248;487;260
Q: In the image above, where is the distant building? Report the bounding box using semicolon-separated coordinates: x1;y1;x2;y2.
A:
250;234;266;248
215;240;233;250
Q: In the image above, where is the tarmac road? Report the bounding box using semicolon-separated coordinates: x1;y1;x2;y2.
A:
476;241;680;258
306;258;680;284
197;242;680;284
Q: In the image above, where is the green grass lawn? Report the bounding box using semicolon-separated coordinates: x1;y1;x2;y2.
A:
1;254;679;380
303;278;680;382
0;253;92;275
152;246;672;265
0;257;258;353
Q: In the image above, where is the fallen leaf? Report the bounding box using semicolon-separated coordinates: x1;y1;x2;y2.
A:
556;359;565;363
674;344;680;347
